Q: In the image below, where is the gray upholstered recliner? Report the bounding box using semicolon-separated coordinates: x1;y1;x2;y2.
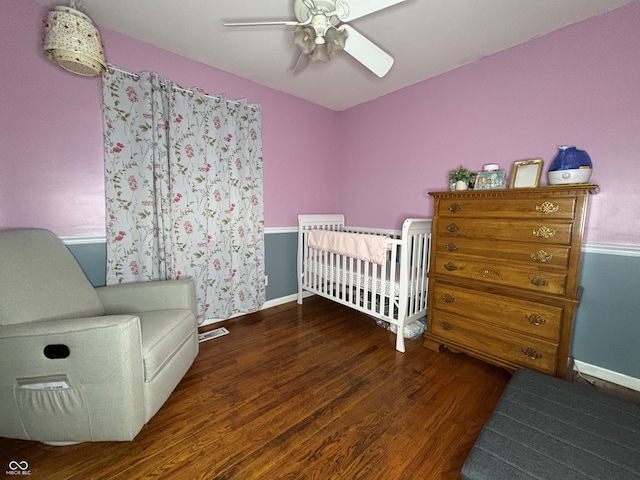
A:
0;228;199;444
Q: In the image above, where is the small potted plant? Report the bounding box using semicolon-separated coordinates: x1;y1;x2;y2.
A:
449;166;472;191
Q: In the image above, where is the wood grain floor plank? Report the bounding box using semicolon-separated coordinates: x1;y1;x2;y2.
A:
0;296;511;479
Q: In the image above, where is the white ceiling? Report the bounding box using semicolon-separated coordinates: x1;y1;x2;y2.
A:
35;0;635;111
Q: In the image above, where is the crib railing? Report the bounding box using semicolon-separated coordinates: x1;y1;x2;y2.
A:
297;215;432;352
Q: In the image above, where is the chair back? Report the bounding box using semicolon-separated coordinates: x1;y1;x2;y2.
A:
0;229;104;325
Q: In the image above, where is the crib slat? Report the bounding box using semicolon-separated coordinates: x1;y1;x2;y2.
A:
356;259;363;308
378;260;386;316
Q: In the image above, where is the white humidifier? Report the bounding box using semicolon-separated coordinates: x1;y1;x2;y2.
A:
547;146;593;185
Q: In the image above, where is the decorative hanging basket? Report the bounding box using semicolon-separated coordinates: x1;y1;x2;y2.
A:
43;6;106;76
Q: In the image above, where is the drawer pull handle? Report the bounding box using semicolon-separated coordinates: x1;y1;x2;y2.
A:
522;348;542;360
448;203;462;213
525;314;546;326
440;322;453;331
447;223;460;233
478;268;502;280
531;250;553;263
445;242;458;252
441;294;455;303
533;226;556;239
529;276;549;287
536;201;560;215
444;262;459;271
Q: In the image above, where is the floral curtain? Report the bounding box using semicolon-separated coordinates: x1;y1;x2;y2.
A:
101;68;264;322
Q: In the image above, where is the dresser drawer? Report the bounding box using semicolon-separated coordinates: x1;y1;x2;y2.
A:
436;196;577;220
437;218;573;245
428;311;559;375
431;282;563;341
434;237;571;270
433;255;568;295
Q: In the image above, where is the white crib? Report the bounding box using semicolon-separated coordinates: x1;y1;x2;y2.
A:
297;214;432;353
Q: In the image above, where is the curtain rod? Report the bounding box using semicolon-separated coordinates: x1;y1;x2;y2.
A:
107;64;140;80
106;64;258;111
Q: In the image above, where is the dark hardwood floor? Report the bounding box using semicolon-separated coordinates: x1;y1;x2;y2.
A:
0;296;512;479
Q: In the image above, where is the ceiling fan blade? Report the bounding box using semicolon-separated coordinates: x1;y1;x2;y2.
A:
339;25;394;77
224;21;301;27
334;0;407;22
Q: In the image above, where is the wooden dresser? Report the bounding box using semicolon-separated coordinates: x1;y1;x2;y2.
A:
424;185;597;378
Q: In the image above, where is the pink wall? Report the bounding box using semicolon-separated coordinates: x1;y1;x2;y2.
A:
338;1;640;245
1;0;339;236
2;1;639;246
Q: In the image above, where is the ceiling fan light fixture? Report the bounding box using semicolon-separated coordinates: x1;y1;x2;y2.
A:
293;26;317;55
311;43;330;63
43;3;106;76
325;27;348;56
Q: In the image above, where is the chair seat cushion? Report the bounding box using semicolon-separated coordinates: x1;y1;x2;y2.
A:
138;309;197;382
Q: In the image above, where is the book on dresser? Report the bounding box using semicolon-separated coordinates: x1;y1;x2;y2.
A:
424;184;598;378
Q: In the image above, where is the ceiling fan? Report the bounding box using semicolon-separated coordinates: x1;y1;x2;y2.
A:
224;0;407;77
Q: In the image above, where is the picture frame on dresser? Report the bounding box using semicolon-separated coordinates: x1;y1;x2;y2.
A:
474;170;506;190
510;159;543;188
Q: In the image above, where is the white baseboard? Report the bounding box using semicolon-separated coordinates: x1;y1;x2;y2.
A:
198;292;313;328
573;360;640;392
262;291;314;308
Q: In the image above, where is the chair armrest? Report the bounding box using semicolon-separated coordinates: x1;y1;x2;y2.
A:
96;279;197;317
1;315;144;373
1;314;140;338
0;315;146;441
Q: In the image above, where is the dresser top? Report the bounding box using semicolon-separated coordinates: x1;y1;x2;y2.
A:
429;184;599;199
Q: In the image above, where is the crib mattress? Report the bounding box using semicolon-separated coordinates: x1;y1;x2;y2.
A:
461;368;640;480
304;258;409;297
